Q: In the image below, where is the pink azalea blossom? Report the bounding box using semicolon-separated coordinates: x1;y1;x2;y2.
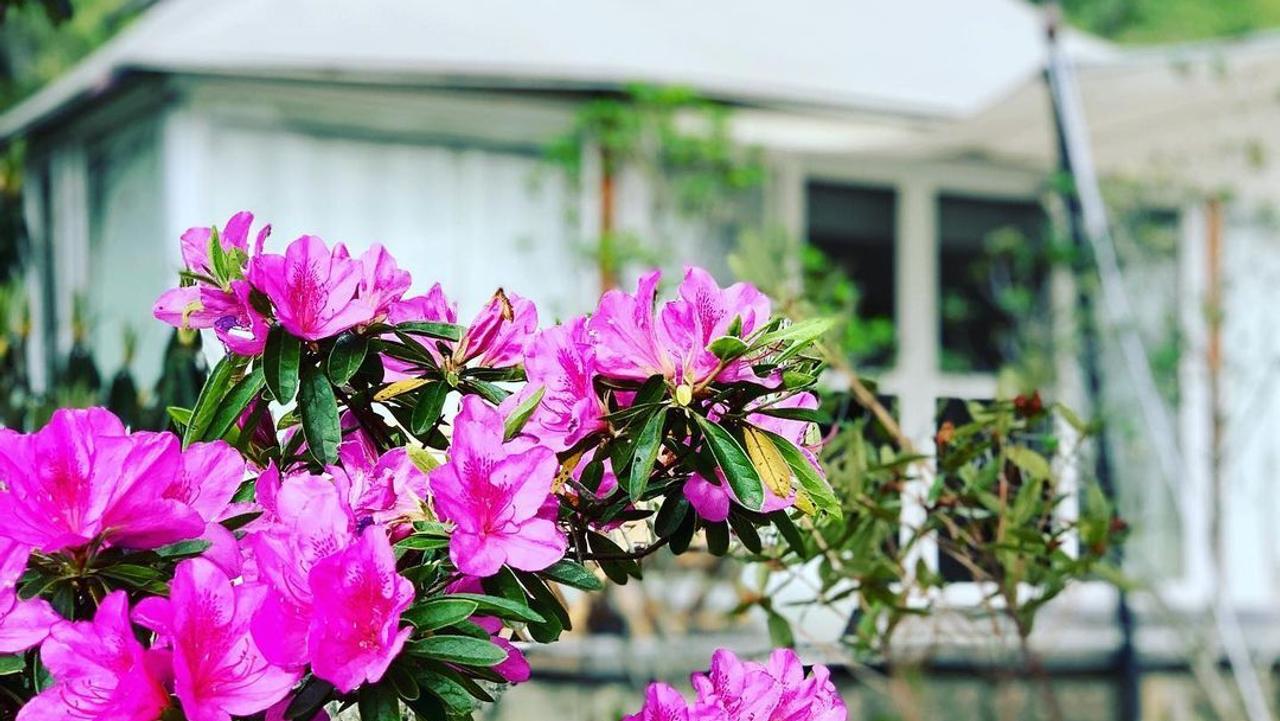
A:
135;559;299;721
358;244;412;320
588;267;772;388
504;316;606;452
18;591;171;721
626;649;845;721
0;539;61;654
154;212;272;355
246;470;354;668
306;527;414;692
0;408;205;553
385;285;537;376
248;235;373;341
328;438;430;533
623;683;702;721
430;396;566;577
684;394;818;522
179;211;269;280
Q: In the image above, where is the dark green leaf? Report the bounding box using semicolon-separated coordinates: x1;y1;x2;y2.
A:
410;381;450;436
407;636;508;666
327;332;369;386
769;511;809;558
204;367;265;442
418;667;477;713
357;681;400;721
444;593;545;623
155;539;212;559
184;355;238;447
285;677;333;720
503;386;546;441
695;416;764;511
0;655;24;676
632;374;667;407
263;326;301;403
705;521;730;556
464;379;510;405
538;559;604;591
402;598;480;632
627;408;667;499
654;493;691;538
299;364;341;465
395;320;465;342
727;511;763;553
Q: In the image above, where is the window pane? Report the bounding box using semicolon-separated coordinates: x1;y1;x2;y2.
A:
938;195;1048;373
806;182;896;366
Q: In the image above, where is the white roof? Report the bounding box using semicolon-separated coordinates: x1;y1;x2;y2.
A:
899;31;1280;203
0;0;1112;139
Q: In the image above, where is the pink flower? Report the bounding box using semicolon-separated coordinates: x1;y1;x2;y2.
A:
248;235;373;341
430;396;566;577
0;408;206;553
18;591;171;721
135;559;299;721
358;244;412;320
307;527;414;692
623;683;700;721
505;316;606;452
246;471;355;668
179;211;268;280
0;539;61;654
165;440;245;523
154;212;272;356
385;286;537;375
690;649;845;721
328;438;430;533
589;267;772;388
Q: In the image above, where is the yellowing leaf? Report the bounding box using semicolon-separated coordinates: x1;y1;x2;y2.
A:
792;489;816;516
406;445;441;473
743;425;792;500
374;378;429;402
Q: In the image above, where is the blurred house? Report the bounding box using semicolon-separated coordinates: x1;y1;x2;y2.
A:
4;0;1280;718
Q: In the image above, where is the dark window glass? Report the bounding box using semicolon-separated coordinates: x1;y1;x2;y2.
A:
938;195;1048;373
806;182;896;366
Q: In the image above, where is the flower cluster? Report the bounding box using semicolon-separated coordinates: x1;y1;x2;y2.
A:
0;211;841;720
624;648;846;721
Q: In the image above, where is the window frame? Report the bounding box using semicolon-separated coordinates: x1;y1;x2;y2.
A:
779;155;1119;612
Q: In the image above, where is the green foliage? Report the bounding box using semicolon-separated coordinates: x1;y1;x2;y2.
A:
1057;0;1280;44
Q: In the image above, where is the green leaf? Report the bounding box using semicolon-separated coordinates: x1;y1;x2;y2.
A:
155;539;212;558
166;406;193;430
0;654;24;676
708;335;749;362
627;408;666;499
1007;445;1052;480
418;667;477;713
263;326;301;404
503;386;546;441
769;511;809;558
753;406;829;424
402;598;480;632
395;535;448;551
407;636;508;666
464;379;510;405
749;317;838;352
327;332;369;386
694;417;764;511
184;355;238;447
411;381;450;436
632;374;667;407
298;364;341;465
760;429;842;517
395;320;465;342
538;559;604;591
654;493;691;538
705;521;730;556
285;677;333;720
204;366;265;442
727;512;763;553
357;681;400;721
766;609;795;648
443;593;545;623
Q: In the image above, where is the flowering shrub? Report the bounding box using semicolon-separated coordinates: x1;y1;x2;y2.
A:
0;212;842;720
623;648;846;721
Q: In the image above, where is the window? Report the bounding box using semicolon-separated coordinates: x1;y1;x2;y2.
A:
805;181;896;365
937;194;1049;374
